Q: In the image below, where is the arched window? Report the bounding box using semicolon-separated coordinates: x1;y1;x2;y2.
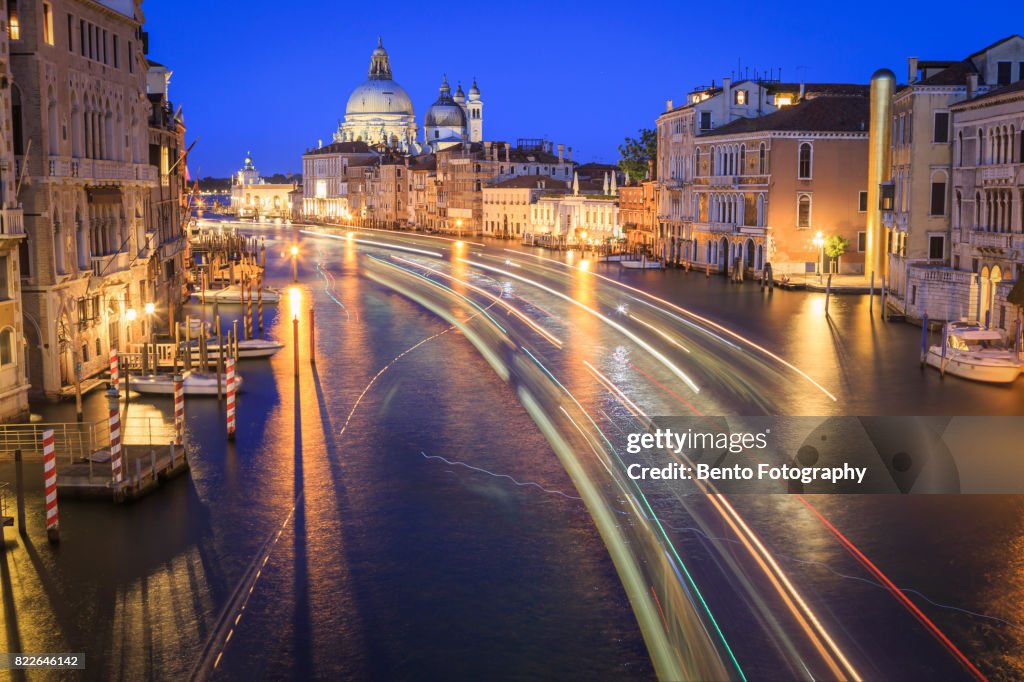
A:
710;148;715;176
977;128;984;165
954;191;962;229
694;149;701;176
975;192;981;228
739;144;746;175
797;194;811;228
0;327;14;366
11;84;24;155
957;130;963;167
798;142;812;179
758;143;766;174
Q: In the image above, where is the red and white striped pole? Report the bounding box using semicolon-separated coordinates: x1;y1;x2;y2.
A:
108;388;123;486
226;357;236;441
257;275;264;334
173;374;184;446
109;347;120;394
42;429;59;543
246;278;254;340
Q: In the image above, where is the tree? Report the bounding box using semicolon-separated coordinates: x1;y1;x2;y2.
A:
824;235;849;273
618;128;657;184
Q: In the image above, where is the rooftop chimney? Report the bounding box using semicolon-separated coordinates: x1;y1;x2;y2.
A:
666;99;673;111
908;57;919;84
723;77;732;104
967;72;979;99
798;82;806;101
567;146;572;162
557;143;564;162
504;143;511;163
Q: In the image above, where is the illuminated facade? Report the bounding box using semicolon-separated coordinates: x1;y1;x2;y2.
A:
13;0;173;399
692;96;870;277
229;152;295;219
0;0;28;419
301;141;378;221
884;36;1024;322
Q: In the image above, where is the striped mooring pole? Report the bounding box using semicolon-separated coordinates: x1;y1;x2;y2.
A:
226;357;236;441
257;275;264;334
108;388;123;485
109;347;120;393
42;429;59;543
246;278;254;340
174;374;185;446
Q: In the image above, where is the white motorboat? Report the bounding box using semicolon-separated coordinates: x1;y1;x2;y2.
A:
620;256;664;270
193;284;281;304
925;323;1022;384
189;338;284;359
128;371;243;396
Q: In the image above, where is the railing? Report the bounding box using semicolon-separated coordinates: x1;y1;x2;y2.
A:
920;268;974;284
0;207;24;236
709;175;737;186
91;251;130;277
0;422;103;464
980;165;1015;184
48;155;72;177
968;230;1013;249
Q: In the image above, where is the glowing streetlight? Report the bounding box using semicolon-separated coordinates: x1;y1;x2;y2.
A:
144;302;155;316
456;218;463;238
812;231;825;281
125;307;137;322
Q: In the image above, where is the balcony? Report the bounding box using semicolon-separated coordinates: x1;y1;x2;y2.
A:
979;165;1017;186
709;175;738;187
91;252;131;278
48;156;72;177
0;208;24;236
967;230;1022;251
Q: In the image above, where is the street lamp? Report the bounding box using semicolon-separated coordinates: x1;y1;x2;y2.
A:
456;218;463;238
125;307;137;322
812;230;825;282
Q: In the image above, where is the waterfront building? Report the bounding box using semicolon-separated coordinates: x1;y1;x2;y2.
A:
406;154;437;229
618;179;658;253
882;36;1024;319
901;76;1024;329
482;176;568;239
0;0;28;419
301;140;377;221
12;0;164;399
656;79;867;267
145;58;188;335
527;177;620;247
692;95;870;277
229;152;294;219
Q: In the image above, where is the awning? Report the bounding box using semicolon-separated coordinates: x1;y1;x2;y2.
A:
87;187;123;204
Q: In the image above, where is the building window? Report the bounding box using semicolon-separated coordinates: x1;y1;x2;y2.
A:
0;255;9;300
734;90;747;105
128;40;133;72
797;194;811;228
857;231;866;252
699;111;712;131
858;191;868;212
930;180;946;215
42;2;54;44
7;0;19;39
0;328;13;366
933;112;949;143
997;61;1011;86
798;142;812;179
66;12;73;50
758;143;766;174
113;35;119;68
928;234;944;260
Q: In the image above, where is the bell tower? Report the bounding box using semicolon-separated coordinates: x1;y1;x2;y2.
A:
467;78;483;142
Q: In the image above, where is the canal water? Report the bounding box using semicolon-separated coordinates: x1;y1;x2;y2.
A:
1;221;1021;680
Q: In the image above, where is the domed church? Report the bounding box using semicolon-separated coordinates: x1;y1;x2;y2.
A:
424;75;483;151
333;39;484;153
334;38;419;152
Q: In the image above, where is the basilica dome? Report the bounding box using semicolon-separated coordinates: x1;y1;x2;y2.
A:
346;80;414;117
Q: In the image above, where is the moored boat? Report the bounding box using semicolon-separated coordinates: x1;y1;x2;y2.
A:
925;322;1022;384
129;371;243;396
620;256;664;270
189;338;284;359
193;284;281;303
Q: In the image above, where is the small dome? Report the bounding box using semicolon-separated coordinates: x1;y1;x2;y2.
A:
425;102;466;128
468;79;480;100
453;84;466;104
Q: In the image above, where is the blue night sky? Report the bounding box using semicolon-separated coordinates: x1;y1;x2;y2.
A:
143;0;1020;178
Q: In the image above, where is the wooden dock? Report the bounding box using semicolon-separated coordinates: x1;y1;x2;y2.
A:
56;442;189;503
